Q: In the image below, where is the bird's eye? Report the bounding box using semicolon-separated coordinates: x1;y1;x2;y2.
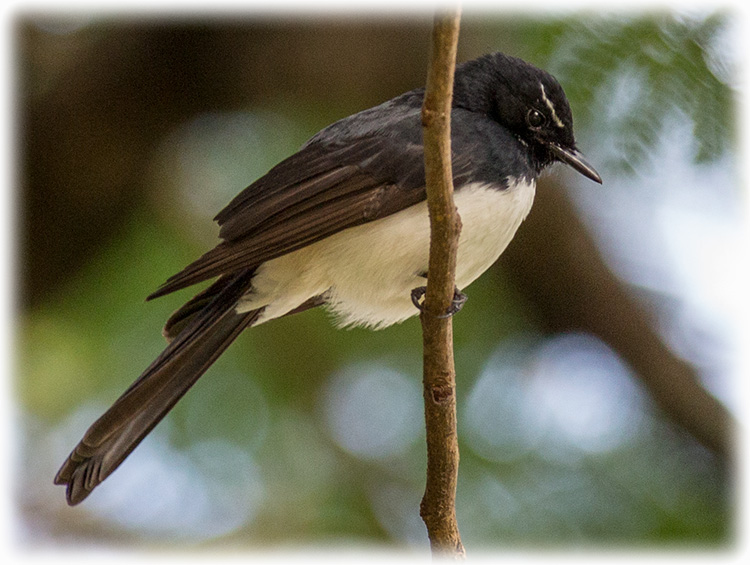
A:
526;108;547;129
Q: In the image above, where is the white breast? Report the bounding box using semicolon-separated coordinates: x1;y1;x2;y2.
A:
238;180;536;329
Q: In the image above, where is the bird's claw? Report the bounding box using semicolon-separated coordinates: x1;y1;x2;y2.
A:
411;286;467;318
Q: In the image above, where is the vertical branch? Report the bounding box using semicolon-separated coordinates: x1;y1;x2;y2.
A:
419;10;464;558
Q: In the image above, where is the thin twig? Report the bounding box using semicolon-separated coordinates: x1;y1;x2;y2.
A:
418;9;464;558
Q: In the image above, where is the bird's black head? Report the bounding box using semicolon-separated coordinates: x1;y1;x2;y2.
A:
453;52;602;184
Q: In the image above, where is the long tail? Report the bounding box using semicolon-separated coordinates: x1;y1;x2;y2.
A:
54;270;259;505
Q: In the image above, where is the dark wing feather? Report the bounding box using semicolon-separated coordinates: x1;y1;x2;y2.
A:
148;137;428;300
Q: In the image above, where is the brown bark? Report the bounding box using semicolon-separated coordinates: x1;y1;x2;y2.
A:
419;10;465;558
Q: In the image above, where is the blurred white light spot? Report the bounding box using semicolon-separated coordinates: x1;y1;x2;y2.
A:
465;335;645;463
464;342;547;462
528;333;645;455
184;439;265;539
155;110;300;230
569;105;738;420
64;407;265;541
367;481;426;546
91;439;200;538
657;198;744;409
323;365;422;460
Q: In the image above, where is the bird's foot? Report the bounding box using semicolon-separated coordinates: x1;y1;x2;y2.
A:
410;286;467;318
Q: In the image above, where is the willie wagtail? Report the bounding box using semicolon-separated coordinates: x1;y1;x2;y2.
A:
55;52;602;505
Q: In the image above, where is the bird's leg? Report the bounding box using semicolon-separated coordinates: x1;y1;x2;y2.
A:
411;285;468;318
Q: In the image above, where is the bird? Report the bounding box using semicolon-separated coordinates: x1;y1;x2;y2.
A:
55;51;602;505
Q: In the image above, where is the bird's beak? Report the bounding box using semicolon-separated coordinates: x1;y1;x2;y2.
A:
549;144;602;184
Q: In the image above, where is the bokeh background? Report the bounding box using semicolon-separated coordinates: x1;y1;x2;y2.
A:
12;6;741;553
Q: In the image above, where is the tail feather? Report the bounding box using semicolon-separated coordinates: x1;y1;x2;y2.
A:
54;270;259;505
161;276;236;342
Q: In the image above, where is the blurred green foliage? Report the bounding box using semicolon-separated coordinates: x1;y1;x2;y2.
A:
522;13;734;171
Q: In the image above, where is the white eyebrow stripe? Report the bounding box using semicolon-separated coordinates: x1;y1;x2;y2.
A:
540;83;565;128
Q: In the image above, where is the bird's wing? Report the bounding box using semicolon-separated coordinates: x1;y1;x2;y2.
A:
148;134;436;299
